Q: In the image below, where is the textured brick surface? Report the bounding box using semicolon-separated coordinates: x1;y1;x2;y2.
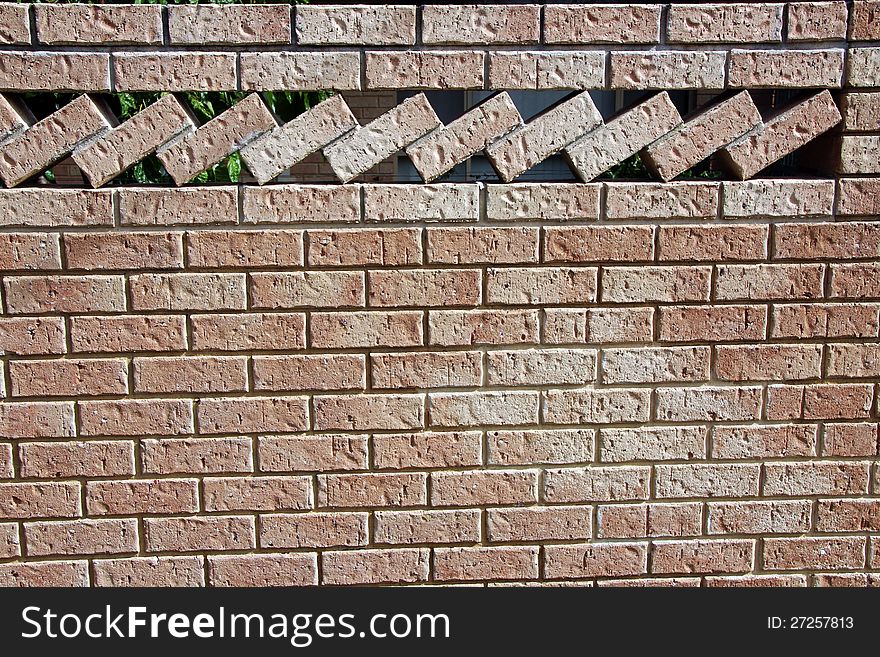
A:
35;5;162;45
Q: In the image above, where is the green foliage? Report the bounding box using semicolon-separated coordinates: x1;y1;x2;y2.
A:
600;153;723;181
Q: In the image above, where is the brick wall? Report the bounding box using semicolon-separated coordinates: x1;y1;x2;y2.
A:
0;2;878;587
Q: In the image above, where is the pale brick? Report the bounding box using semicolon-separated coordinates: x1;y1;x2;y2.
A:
667;3;783;43
764;536;866;570
0;4;30;45
652;539;755;574
365;51;483;89
369;269;481;307
10;358;127;397
311;311;422;349
429;391;539;427
317;473;426;508
544;388;651;425
375;510;480;545
203;476;312;512
0;52;109;92
0;93;29;145
655;463;760;498
601;426;706;462
787;2;848;41
71;315;186;353
260;512;367;549
841;93;880;131
602;266;710;303
544;4;660;43
251;271;364;309
315;394;423;431
435;546;539;581
198;397;308;435
610;52;726;89
656;386;762;422
715;264;825;300
542;466;650;503
114;53;236;92
488;506;592;542
772;303;879;339
324;93;441;183
487;267;597;304
93;557;205;587
487;348;597;386
240;52;361;91
764;461;871;496
119;187;238;226
296;5;415;45
708;501;812;534
544;543;648;579
158;94;276;185
373;432;482;469
488;51;606;89
0;482;80;519
723;180;834;217
487;429;594;465
0;402;75;439
25;519;137;557
258;435;368;473
643;92;761;182
486;91;603;182
322;548;429;585
73;95;195;187
839;135;880;174
712;424;817;459
850;1;880;40
64;232;183;271
0;233;61;271
209;554;316;587
428;227;537;265
35;5;162;44
168;5;291;44
602;346;710;384
423;5;539;44
254;354;365;392
240;94;358;184
191;313;304;352
486;183;600;220
309;228;421;267
371;352;481;389
729;49;844;88
242;185;360;224
130;273;246;311
429;309;538;346
141;438;252;475
430;469;537;506
605;182;718;219
544;307;655;344
364;184;479;222
144;516;255;553
79;400;193;437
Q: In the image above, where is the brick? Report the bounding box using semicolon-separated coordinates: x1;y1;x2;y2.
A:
315;394;423;431
659;305;766;343
423;5;539;44
488;51;606;89
296;5;415;45
144;516;255;553
764;536;866;570
605;182;718;219
545;307;655;344
602;266;710;303
168;5;291;44
198;397;308;435
544;543;648;579
322;548;429;585
602;346;709;384
0;402;74;439
722;91;841;180
141;438;252;475
841;94;880;131
816;499;880;531
318;473;426;508
0;4;30;44
254;354;365;392
764;461;871;496
427;227;537;265
839;135;880;174
716;344;823;381
544;4;660;43
429;309;538;346
364;184;479;222
487;267;597;304
708;501;812;534
0;93;29;145
803;384;874;419
597;502;702;538
487;348;596;386
643;92;761;182
260;512;367;549
601;426;706;462
708;574;808;587
130;273;246;311
119;187;238;226
610;51;726;89
309;228;421;267
373;432;482;469
431;470;537;506
487;92;603;182
240;52;361;91
652;539;754;574
429;391;539;427
188;230;303;269
487;429;594;465
375;510;480;545
729;49;844;88
311;311;422;349
73;95;195;187
369;269;481;307
544;388;650;425
209;554;316;587
79;400;193;437
203;476;311;513
259;435;368;473
542;466;650;503
371;352;481;389
600;577;701;588
25;519;136;557
251;271;363;309
486;183;600;221
723;180;834;217
656;386;762;422
365;51;483;89
241;95;358;185
244;185;360;225
191;313;304;352
655;463;760;498
823;423;879;457
0;444;11;479
787;2;848;41
545;226;654;263
490;506;592;542
0;52;109;92
0;482;80;520
0;95;111;187
71;315;186;353
775;222;880;260
667;3;783;43
0;524;19;557
408;93;522;181
712;424;817;459
435;546;539;581
828;343;880;378
35;5;162;44
114;53;236;92
324;94;440;183
830;263;880;298
64;232;183;271
772;303;879;339
0;233;61;271
566;92;681;181
715;264;824;300
133;356;247;394
10;358;127;397
0;561;88;587
158;94;275;185
850;1;880;39
814;573;880;587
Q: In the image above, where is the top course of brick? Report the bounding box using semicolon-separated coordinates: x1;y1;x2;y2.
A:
0;3;877;91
